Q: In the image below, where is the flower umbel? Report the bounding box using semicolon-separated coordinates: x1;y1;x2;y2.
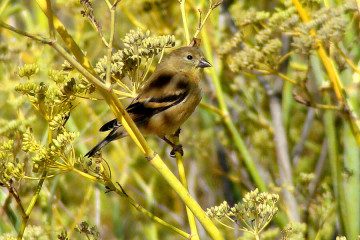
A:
207;189;279;238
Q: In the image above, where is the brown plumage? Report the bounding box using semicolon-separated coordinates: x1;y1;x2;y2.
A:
85;46;211;158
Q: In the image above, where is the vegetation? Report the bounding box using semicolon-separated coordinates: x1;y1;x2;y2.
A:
0;0;359;239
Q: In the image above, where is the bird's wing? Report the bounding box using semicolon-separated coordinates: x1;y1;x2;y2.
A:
99;118;119;132
127;71;191;117
99;71;191;132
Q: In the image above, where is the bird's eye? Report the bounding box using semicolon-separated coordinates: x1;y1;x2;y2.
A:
187;55;193;60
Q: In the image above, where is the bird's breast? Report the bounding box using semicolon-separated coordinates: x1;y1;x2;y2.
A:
143;87;202;137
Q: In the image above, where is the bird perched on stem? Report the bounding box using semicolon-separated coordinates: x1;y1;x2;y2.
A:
85;46;211;158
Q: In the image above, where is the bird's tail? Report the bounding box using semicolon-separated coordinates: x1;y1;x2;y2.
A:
84;138;109;158
84;127;128;158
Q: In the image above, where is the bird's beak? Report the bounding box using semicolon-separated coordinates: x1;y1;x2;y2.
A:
197;58;212;68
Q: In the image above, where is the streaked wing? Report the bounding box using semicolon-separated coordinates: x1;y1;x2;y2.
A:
126;72;191;119
99;119;118;132
100;71;191;131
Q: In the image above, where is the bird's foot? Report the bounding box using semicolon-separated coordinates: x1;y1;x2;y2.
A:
170;144;183;158
161;135;184;158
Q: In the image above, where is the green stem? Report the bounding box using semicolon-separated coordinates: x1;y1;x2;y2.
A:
0;21;50;43
342;69;360;239
323;94;347;235
201;30;267;192
344;121;359;240
293;0;360;148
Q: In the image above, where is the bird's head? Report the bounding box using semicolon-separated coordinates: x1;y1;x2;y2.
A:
162;47;212;71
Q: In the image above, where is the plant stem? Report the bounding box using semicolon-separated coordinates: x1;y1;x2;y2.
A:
148;153;224;239
170;134;199;240
292;0;360;148
201;30;267;192
323;93;347;236
104;1;117;87
180;0;190;44
342;69;360;240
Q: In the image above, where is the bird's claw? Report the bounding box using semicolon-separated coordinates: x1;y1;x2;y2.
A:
170;144;183;158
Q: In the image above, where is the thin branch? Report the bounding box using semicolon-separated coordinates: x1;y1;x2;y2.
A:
0;21;51;44
193;1;223;39
8;186;26;218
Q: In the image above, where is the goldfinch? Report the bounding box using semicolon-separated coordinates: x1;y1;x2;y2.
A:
85;46;211;158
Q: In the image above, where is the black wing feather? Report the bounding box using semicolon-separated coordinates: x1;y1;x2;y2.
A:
99;72;190;132
126;91;188;115
99;119;118;132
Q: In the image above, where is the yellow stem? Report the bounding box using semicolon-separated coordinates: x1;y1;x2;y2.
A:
274;72;298;85
278;50;295;65
148;153;224;239
180;0;190;44
35;0;95;75
170;134;199;240
292;0;360;147
199;102;224;117
335;44;360;75
71;167;105;183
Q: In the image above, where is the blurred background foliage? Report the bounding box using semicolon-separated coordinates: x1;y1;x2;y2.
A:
1;0;360;239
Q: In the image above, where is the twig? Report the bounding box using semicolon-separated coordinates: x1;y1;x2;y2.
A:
0;21;51;44
193;1;223;39
7;185;26;218
293;93;343;110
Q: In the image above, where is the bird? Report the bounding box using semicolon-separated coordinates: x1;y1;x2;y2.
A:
84;46;212;158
